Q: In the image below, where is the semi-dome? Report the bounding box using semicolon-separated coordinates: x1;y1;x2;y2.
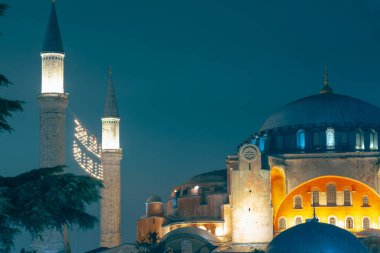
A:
265;220;367;253
182;169;226;185
146;195;162;203
260;93;380;132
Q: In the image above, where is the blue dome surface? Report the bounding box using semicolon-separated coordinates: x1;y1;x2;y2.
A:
265;221;367;253
260;93;380;132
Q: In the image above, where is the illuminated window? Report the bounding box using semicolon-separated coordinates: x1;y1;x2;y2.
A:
346;217;354;229
279;218;287;229
363;217;370;230
191;185;200;195
294;195;302;209
344;189;351;206
370;130;378;150
329;217;336;225
327;184;336;206
326;128;335;149
181;240;192;253
259;137;265;152
297;129;306;150
295;216;302;225
312;131;320;149
363;196;370;207
312;190;320;206
356;129;364;150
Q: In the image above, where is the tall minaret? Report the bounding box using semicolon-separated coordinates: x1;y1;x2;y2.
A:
100;67;122;247
32;1;68;253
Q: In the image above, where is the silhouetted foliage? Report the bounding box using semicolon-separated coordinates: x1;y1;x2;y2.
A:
136;231;166;253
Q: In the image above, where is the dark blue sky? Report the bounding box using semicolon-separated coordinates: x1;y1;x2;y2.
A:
2;0;380;252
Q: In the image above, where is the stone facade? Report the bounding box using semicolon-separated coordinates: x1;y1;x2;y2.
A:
100;150;122;248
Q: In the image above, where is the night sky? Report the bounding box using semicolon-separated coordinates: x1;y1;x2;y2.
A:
2;0;380;252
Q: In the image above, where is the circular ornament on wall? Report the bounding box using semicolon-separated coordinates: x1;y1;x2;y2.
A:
240;144;258;162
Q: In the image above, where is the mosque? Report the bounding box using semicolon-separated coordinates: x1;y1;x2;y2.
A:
37;1;380;253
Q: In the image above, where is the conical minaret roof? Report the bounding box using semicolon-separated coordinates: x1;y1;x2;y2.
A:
103;67;119;118
42;1;64;53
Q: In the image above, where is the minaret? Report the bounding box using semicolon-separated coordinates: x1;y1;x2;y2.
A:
100;66;122;247
32;1;68;253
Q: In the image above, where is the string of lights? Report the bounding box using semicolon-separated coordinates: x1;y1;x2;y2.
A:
73;116;103;180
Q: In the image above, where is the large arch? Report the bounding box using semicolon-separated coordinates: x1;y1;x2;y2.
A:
270;166;287;218
274;175;380;233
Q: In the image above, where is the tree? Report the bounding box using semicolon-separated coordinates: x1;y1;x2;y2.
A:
0;4;103;252
136;231;166;253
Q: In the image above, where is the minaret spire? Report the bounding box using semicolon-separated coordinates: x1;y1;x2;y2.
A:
103;65;119;118
320;64;333;94
42;0;64;53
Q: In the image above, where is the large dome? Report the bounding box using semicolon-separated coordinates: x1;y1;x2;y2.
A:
260;93;380;132
265;220;367;253
182;169;226;185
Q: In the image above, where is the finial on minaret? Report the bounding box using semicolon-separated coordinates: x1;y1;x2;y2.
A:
108;65;112;77
320;64;333;94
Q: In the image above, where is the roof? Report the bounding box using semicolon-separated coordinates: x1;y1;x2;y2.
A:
146;195;162;203
265;221;367;253
260;93;380;132
103;67;119;118
182;169;226;185
42;2;64;53
161;227;221;246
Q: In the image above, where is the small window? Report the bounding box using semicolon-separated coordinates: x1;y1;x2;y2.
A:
326;128;335;149
312;131;320;149
344;189;351;206
294;195;302;209
329;217;336;226
295;216;302;225
363;196;370;207
363;217;370;230
341;132;348;149
346;217;354;229
259;136;265;152
356;129;364;150
276;135;284;150
181;240;192;253
297;129;306;150
312;190;320;206
191;185;200;195
327;184;336;206
370;130;378;150
279;218;287;229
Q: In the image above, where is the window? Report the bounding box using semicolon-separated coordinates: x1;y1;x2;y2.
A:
259;136;266;152
363;217;370;230
191;185;200;195
370;130;378;150
312;131;320;149
326;128;335;149
294;195;302;209
329;217;336;226
327;184;336;206
279;218;287;229
344;189;351;206
312;190;320;206
183;188;190;196
363;196;370;207
346;217;354;229
276;135;284;150
356;129;364;150
181;240;192;253
295;216;302;225
341;132;348;149
297;129;306;150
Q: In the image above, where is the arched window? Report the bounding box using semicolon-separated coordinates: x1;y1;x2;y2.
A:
363;196;370;207
294;195;302;209
326;128;335;149
344;189;351;206
259;136;266;152
329;217;336;225
279;217;287;229
181;240;192;253
341;132;348;149
363;217;370;230
312;131;320;149
276;135;284;150
327;184;336;206
295;216;302;225
346;217;354;229
356;129;364;150
297;129;306;150
191;185;200;195
312;190;319;206
370;130;378;150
